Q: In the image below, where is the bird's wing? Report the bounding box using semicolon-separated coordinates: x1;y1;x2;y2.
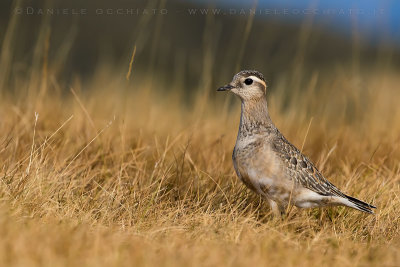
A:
271;131;345;197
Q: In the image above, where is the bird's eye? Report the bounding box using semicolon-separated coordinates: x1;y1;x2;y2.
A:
244;78;253;85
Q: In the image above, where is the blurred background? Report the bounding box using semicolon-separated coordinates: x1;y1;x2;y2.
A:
1;0;399;94
1;0;400;139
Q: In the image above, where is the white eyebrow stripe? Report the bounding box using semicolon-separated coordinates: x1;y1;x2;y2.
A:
248;75;266;88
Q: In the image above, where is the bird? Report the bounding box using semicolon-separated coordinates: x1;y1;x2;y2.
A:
217;70;376;216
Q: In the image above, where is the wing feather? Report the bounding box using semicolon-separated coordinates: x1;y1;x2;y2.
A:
271;130;345;197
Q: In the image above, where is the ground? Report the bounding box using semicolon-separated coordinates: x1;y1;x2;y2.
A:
0;69;399;267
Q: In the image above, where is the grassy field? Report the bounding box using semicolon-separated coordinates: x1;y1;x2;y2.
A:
0;1;400;264
0;64;399;266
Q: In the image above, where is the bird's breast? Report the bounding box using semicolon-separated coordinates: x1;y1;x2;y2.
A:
233;137;285;193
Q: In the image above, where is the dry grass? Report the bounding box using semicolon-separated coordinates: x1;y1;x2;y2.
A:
1;3;399;264
0;64;400;266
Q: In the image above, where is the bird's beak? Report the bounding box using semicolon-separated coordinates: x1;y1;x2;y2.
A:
217;84;234;91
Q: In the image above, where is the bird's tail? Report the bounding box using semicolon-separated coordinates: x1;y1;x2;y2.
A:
344;195;376;214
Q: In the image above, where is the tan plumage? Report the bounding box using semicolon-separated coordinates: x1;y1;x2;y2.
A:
218;70;376;215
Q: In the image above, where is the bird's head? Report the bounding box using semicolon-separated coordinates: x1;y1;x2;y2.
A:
217;70;267;101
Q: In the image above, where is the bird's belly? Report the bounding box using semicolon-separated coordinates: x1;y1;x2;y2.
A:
239;163;296;204
257;179;293;202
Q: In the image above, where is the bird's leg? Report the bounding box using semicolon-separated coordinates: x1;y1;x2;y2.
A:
268;199;285;217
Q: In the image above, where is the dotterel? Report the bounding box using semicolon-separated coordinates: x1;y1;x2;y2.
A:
218;70;376;216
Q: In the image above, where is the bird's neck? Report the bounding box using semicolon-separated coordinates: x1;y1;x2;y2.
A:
239;97;274;134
